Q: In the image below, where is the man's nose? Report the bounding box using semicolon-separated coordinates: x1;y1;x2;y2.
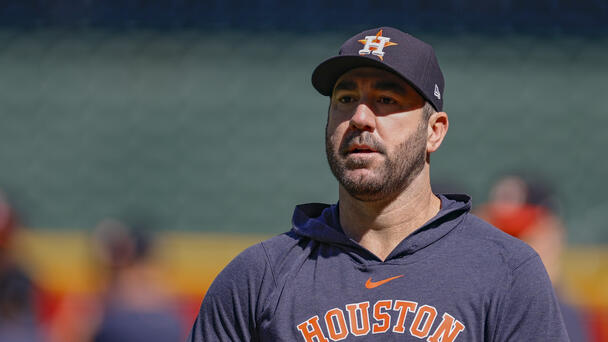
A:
350;103;376;132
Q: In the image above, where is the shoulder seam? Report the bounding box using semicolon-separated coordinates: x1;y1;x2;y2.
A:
491;251;538;341
511;252;538;273
260;241;278;288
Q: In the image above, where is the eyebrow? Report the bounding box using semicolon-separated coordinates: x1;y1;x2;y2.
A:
373;80;408;95
333;79;408;95
333;80;357;92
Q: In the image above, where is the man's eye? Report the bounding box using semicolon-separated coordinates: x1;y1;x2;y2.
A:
338;96;355;103
378;97;397;104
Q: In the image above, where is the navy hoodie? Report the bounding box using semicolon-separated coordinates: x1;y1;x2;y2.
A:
188;194;569;341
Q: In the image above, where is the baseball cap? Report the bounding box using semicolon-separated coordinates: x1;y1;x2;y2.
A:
312;27;445;112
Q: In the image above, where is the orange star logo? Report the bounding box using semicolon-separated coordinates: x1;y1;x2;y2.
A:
358;29;398;61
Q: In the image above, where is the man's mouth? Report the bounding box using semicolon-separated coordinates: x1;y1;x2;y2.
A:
347;144;378;154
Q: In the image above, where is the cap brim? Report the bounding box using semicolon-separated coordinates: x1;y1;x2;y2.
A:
311;55;402;96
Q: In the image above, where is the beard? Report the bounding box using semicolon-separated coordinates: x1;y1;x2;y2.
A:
325;122;427;202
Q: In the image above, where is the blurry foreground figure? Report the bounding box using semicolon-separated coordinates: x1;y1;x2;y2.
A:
476;174;590;341
0;191;43;341
91;219;182;342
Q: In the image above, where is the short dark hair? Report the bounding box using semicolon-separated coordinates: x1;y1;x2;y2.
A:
422;101;435;122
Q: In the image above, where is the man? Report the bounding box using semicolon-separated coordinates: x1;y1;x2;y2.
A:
188;27;568;341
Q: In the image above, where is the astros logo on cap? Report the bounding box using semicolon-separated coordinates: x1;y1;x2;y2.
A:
358;30;398;61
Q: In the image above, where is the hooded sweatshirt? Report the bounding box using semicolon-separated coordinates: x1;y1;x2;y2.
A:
188;194;568;341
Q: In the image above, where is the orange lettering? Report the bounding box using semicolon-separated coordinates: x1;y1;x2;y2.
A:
372;300;392;334
296;316;329;342
392;300;418;333
428;313;465;342
345;302;371;336
324;308;349;341
410;305;437;338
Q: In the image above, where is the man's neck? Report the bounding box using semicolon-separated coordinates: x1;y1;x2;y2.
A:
338;171;441;261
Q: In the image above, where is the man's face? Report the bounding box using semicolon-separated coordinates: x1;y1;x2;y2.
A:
325;67;428;201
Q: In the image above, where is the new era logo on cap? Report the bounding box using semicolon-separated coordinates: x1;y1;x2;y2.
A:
311;27;445;112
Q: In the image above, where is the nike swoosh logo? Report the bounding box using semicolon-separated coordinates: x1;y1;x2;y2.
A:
365;275;404;289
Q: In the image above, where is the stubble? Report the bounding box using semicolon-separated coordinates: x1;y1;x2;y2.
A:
325;122;427;202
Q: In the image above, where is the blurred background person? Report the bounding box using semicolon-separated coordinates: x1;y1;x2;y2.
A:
90;218;182;342
475;173;590;342
0;190;44;341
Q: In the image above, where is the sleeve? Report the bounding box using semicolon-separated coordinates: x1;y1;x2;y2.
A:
186;243;275;342
492;254;569;341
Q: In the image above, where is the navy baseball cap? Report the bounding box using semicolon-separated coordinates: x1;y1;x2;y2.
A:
312;27;445;112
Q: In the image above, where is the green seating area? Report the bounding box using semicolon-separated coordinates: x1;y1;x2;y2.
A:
1;29;606;243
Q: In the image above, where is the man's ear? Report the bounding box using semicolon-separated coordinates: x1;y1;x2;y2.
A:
427;111;449;153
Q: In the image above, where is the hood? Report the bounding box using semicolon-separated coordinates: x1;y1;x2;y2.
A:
291;194;471;261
